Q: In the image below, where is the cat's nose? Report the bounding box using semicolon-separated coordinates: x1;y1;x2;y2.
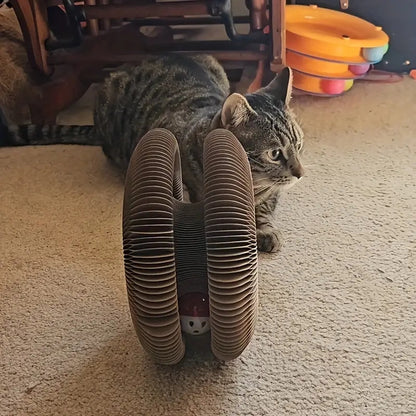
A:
291;164;305;179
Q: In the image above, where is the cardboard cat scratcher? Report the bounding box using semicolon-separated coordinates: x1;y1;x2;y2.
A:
123;128;258;365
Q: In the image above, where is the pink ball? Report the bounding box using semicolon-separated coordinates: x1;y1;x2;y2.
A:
321;79;345;95
349;64;370;75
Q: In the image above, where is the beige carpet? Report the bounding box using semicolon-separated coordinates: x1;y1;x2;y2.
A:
1;77;415;416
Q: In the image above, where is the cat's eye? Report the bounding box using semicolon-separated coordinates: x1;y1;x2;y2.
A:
267;149;281;162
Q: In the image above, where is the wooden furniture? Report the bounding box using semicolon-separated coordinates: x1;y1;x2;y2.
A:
10;0;286;123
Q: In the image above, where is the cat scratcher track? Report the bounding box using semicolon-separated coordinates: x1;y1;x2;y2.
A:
123;128;258;365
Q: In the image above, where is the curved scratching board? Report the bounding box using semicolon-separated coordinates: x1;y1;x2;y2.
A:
123;128;258;365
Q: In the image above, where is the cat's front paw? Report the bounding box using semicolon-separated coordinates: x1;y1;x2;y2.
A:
256;227;283;253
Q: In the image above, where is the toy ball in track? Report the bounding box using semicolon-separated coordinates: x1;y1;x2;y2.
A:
122;128;258;365
286;5;389;96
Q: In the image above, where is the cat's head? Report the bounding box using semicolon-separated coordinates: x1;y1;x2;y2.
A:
213;67;304;203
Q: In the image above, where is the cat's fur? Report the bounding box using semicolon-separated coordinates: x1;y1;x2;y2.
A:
1;54;304;252
0;7;36;123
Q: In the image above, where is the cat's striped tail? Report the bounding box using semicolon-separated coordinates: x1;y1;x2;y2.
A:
0;123;101;147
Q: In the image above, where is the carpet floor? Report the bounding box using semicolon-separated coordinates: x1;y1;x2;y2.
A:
1;76;415;416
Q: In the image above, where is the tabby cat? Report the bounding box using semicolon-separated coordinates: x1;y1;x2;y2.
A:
0;54;305;252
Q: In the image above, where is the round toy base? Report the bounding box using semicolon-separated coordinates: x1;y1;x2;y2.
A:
286;5;389;64
293;87;349;98
292;67;366;80
287;48;379;66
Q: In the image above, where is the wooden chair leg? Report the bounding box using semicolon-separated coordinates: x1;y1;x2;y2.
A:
29;66;89;124
10;0;51;76
85;0;99;35
247;60;265;92
270;0;286;72
249;0;267;31
247;0;267;90
98;0;111;31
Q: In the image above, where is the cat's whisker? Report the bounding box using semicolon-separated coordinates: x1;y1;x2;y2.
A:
249;161;267;169
253;181;280;197
254;176;273;183
254;187;269;196
255;183;281;205
247;155;267;169
253;183;273;193
253;182;269;191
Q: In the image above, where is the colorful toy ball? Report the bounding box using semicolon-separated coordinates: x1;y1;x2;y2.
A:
362;45;388;63
321;79;346;95
348;63;371;75
178;292;210;335
344;79;354;91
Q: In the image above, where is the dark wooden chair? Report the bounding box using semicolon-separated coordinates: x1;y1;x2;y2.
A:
10;0;286;123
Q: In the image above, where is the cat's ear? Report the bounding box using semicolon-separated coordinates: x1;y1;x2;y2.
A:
220;93;257;128
261;67;293;105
